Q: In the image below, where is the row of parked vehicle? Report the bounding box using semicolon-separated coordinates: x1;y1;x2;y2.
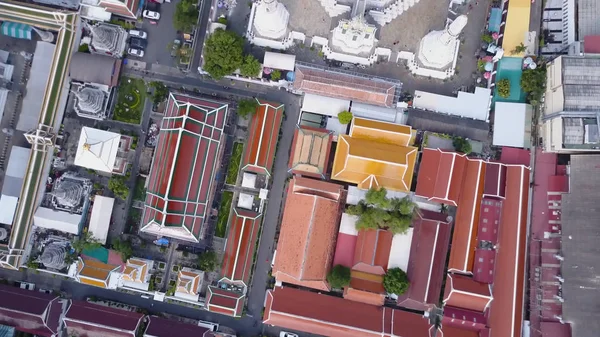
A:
128;29;147;57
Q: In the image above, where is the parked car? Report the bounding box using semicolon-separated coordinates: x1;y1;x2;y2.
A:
170;39;181;57
128;48;145;57
19;282;35;291
143;10;160;20
38;288;52;294
129;29;147;39
130;37;148;49
280;332;298;337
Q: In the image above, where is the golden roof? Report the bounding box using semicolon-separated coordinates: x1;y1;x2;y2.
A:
332;118;417;192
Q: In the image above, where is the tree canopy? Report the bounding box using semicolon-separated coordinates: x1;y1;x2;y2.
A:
173;0;199;32
383;267;410;295
520;66;547;105
108;176;129;200
203;29;244;79
327;264;351;289
497;78;510;98
237;98;259;118
338;110;353;124
71;230;101;254
198;250;219;271
346;188;418;234
240;55;261;78
112;238;133;262
150;81;168;105
452;137;472;154
271;69;281;81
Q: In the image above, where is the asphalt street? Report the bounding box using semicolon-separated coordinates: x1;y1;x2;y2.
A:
139;1;180;66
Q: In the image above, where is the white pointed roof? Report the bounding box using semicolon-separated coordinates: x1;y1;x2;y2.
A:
74;127;120;173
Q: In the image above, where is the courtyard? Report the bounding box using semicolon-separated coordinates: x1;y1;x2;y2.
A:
113;77;147;124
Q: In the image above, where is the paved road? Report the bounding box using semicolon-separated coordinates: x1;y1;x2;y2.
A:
191;0;214;71
139;1;180;67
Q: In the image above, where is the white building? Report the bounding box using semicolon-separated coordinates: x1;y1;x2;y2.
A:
413;87;492;122
88;195;114;244
74;127;130;174
542;56;600;152
493;102;533;149
33;207;82;234
88;23;127;58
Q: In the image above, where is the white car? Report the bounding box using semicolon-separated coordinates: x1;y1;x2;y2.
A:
129;29;147;39
128;48;144;57
279;332;298;337
143;10;160;20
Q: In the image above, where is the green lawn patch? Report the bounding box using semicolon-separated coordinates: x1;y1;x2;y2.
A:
216;191;233;238
226;142;243;185
114;77;146;124
133;176;146;201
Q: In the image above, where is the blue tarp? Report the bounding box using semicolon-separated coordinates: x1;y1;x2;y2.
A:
488;8;502;33
1;22;33;40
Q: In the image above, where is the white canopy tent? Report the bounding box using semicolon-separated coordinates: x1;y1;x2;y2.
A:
263;51;296;71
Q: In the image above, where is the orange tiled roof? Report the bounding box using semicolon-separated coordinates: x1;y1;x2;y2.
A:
288;126;333;178
332;118;417;192
176;269;201;294
443;274;493;312
273;177;345;291
76;258;119;288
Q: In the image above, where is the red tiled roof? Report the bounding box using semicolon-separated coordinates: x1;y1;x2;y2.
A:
142;93;228;242
343;287;385;306
443;274;492;312
472;249;495;284
144;316;210;337
499;147;530;166
273;177;345;291
352;229;393;274
584;35;600;54
263;286;434;337
220;209;262;284
439;325;480;337
332;232;357;268
477;198;501;244
487;165;529;337
449;160;486;273
64;301;144;337
0;284;61;337
242;100;283;175
398;211;451;310
293;65;398;107
483;163;506;198
442;305;487;331
548;175;568;193
416;149;467;205
288;125;333;178
206;286;244;317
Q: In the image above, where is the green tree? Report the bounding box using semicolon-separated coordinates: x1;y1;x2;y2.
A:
204;29;244;79
452;137;472;154
497;78;511;98
481;34;493;44
237;98;259;118
511;42;527;55
198;250;219;271
520;66;547;105
173;0;199;32
337;110;353;124
71;230;101;254
327;264;351;289
112;238;133;262
240;55;261;78
383;267;410;295
150;81;169;105
108;176;129;200
346;188;417;234
270;69;281;81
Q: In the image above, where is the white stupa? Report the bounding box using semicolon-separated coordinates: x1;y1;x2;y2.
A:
417;15;468;70
253;0;290;39
330;15;377;56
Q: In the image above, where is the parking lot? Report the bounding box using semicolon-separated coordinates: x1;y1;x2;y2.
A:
135;0;181;67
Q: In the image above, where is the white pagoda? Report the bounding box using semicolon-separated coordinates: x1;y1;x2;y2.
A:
88;23;127;58
253;0;289;40
73;86;109;121
417;15;468;70
74;127;124;174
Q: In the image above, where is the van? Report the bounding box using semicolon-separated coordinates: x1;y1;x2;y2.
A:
129;30;147;39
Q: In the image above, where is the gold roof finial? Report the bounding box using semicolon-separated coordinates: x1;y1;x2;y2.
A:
83;143;91;151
